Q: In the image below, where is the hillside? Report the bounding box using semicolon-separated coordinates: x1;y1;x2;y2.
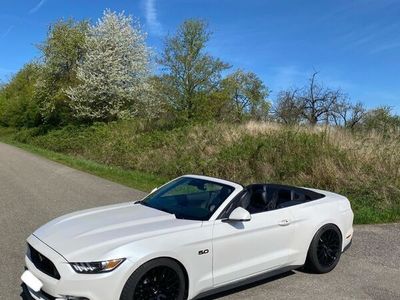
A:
1;121;399;224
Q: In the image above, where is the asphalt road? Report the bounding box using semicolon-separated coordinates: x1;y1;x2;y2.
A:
1;142;399;300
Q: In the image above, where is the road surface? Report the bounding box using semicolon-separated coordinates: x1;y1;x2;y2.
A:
0;142;399;299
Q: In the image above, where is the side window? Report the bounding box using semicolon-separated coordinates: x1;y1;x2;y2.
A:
274;189;293;209
292;191;302;201
278;189;291;202
292;191;307;201
275;189;309;209
247;187;268;214
219;186;314;218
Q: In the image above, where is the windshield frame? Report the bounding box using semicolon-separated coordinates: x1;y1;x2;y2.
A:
139;175;241;221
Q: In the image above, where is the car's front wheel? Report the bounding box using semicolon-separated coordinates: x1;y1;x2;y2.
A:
305;224;342;273
120;258;186;300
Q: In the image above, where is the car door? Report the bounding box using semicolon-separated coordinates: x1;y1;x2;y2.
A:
212;191;296;286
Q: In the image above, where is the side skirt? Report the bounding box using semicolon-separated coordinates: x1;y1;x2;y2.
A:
192;265;302;300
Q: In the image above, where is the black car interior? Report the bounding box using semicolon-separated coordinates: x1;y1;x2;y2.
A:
221;184;325;218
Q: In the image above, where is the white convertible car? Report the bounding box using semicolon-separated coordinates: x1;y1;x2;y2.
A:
22;175;353;300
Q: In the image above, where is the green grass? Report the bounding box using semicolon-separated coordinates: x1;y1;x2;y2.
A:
353;205;400;224
0;129;165;192
1;122;399;224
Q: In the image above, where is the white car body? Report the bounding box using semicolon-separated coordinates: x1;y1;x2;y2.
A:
22;175;353;300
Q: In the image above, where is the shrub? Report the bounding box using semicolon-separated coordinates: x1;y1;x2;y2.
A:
4;121;399;223
0;64;42;128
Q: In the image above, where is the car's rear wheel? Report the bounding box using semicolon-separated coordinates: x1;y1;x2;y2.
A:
305;224;342;273
120;258;186;300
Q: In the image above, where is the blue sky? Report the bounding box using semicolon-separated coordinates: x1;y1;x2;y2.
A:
0;0;399;112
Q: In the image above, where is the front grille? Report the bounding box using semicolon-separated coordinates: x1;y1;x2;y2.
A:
27;244;61;280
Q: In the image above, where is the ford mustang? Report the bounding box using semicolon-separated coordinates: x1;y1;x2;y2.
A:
21;174;353;300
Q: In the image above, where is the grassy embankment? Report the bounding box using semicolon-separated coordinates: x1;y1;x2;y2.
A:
1;121;399;224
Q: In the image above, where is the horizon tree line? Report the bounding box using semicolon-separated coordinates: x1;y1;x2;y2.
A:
0;9;399;132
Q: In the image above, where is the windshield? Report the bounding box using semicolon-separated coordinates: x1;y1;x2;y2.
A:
140;177;235;220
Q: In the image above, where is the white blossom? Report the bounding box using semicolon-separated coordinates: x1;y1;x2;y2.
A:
67;10;151;121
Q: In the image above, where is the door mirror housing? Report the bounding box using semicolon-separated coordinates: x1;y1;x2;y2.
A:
227;207;251;222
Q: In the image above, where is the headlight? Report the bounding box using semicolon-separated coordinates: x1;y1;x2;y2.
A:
70;258;125;274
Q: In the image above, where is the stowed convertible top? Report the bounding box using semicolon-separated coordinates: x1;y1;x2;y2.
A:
245;183;325;200
220;183;326;218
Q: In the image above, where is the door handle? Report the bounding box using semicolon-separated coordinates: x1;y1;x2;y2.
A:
278;219;291;226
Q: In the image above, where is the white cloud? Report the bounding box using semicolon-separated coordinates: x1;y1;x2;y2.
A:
144;0;163;36
29;0;46;14
370;41;400;54
270;65;307;92
1;25;14;38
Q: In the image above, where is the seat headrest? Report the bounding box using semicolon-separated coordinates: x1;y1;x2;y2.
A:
251;188;268;208
266;191;279;210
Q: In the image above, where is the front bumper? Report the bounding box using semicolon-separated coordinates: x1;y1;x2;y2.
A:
23;235;134;300
342;238;352;253
22;282;57;300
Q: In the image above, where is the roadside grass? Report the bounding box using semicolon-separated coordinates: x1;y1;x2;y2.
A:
0;128;165;192
1;122;399;224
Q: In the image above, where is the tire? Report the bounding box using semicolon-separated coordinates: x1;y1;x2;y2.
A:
305;224;342;274
120;258;186;300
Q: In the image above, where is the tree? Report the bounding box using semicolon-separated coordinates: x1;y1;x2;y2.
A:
273;72;345;126
0;63;42;127
272;89;303;125
136;76;168;121
299;72;343;125
36;19;89;125
158;19;230;120
67;10;150;122
331;99;366;129
221;70;270;121
362;106;400;133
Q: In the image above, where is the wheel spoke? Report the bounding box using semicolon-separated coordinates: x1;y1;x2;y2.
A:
316;229;340;267
134;266;181;300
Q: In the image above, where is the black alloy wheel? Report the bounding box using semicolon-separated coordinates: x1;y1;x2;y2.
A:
120;258;186;300
134;266;181;300
316;229;341;267
305;224;342;273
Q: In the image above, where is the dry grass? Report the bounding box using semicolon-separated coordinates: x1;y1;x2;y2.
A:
2;120;399;223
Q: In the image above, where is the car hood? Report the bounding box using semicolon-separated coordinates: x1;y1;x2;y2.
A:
33;202;201;261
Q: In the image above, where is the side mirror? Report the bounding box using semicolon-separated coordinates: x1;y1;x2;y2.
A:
150;187;158;194
227;207;251;222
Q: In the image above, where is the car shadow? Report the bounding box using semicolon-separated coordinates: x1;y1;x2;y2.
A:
198;270;296;299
